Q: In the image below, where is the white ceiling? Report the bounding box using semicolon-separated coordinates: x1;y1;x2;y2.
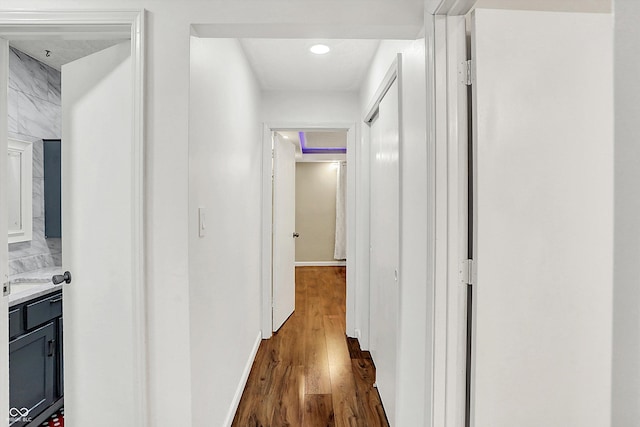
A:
10;37;381;91
9;39;127;71
305;131;347;148
277;130;348;162
239;39;380;91
278;130;347;148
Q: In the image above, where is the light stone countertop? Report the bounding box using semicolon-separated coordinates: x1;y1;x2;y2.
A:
8;267;64;307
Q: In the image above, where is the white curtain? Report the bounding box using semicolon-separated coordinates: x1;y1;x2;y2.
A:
334;162;347;260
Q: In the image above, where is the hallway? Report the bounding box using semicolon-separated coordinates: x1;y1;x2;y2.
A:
232;267;389;426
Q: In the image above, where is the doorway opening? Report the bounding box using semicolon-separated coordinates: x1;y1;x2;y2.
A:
272;128;348;330
0;11;145;427
264;125;354;336
292;130;347;268
6;40;126;426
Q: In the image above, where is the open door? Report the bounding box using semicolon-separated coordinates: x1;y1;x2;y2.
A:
368;77;400;425
470;9;613;426
272;135;296;331
61;41;139;424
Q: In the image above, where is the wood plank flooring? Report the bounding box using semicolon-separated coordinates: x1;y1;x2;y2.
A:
232;266;389;427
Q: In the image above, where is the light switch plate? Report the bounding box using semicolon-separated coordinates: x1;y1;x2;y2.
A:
198;207;206;237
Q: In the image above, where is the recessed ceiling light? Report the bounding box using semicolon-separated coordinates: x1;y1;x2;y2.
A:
282;135;290;139
310;44;330;55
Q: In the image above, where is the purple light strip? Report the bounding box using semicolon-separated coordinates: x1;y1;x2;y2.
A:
299;131;347;154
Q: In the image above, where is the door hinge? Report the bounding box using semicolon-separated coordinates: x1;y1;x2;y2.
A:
459;259;476;285
2;280;10;297
460;60;474;86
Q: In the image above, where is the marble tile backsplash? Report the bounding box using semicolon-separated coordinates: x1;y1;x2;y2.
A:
16;91;61;138
7;47;62;276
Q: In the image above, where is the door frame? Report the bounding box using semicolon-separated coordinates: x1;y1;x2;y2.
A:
432;13;472;427
0;10;146;426
261;122;356;338
428;1;476;426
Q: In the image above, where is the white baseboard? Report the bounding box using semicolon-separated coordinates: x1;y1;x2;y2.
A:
354;328;362;340
224;331;262;427
295;261;346;267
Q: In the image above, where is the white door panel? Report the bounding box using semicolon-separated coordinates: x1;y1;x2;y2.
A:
471;9;613;427
369;79;400;425
62;41;137;425
272;136;296;331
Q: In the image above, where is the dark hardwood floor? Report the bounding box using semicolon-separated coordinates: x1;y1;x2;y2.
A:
232;266;389;427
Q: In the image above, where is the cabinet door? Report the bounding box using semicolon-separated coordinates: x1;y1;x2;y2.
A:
9;322;56;426
8;308;23;340
56;317;63;398
43;139;61;238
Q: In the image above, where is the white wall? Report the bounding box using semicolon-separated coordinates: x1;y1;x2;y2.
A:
613;1;640;425
470;10;612;426
262;90;359;124
359;38;429;426
295;162;338;263
189;37;263;427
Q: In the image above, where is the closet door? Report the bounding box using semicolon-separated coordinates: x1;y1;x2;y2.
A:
369;78;400;425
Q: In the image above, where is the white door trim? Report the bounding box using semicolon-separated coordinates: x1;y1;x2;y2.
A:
261;122;356;338
443;14;471;427
428;13;471;427
0;39;9;427
363;56;400;123
0;10;146;427
427;6;473;427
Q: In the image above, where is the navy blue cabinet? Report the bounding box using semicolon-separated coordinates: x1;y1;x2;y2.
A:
9;323;56;426
9;291;63;426
56;317;63;397
43;139;61;239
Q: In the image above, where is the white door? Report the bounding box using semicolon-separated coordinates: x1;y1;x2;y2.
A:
369;79;400;424
62;41;139;425
470;9;613;427
272;135;296;331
